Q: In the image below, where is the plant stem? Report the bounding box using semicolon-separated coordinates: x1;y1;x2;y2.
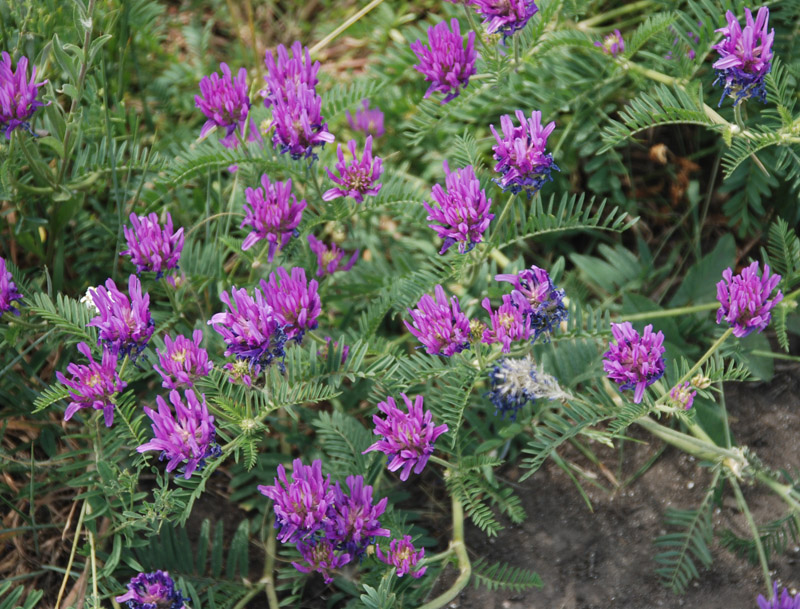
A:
464;4;492;57
674;327;734;391
309;0;385;56
429;454;456;470
749;350;800;362
490;192;517;244
622;301;718;321
55;500;87;609
634;417;744;464
264;518;280;609
576;0;653;29
730;476;772;594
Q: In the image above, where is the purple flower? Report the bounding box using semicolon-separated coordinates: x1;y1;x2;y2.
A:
486;354;572;420
346;99;385;137
260;266;321;343
56;342;127;427
269;82;334;160
712;7;774;106
258;458;334;544
327;475;389;557
323;135;383;203
121;212;184;277
195;63;252;147
758;582;800;609
208;285;288;367
116;570;187;609
424;161;494;254
716;261;783;338
137;389;220;479
410;18;477;104
404;284;471;357
481;293;532;352
603;322;666;404
376;536;426;578
0;52;48;138
241;175;306;259
223;360;261;387
595;29;625;56
472;0;538;37
262;41;320;107
317;337;350;364
307;234;359;277
0;256;23;316
293;538;351;585
668;381;697;410
495;264;567;340
490;109;558;197
153;330;213;389
363;393;448;481
87;275;154;360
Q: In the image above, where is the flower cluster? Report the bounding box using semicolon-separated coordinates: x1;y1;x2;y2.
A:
487;354;572;420
323;135;383;203
712;7;774;106
121;212;184;277
307;234;359;277
495;264;568;340
240;174;306;260
0;52;47;138
603;322;666;404
195;63;252;147
0;256;23;316
481;293;532;352
262;40;319;106
346;99;385;138
116;570;187;609
716;261;783;338
138;390;221;479
595;29;625;57
376;536;426;578
410;18;477;104
668;381;697;410
757;583;800;609
490;109;558;197
405;284;471;357
56;342;127;427
363;393;448;481
472;0;538;38
260;266;321;342
153;330;213;389
424;161;493;254
87;275;154;360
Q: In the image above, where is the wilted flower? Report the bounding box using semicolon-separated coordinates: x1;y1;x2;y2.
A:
490;109;558;197
716;261;783;338
121;212;184;277
757;582;800;609
307;234;359;277
346;99;385;137
87;275;154;360
195;62;252;147
472;0;538;37
115;570;187;609
668;381;696;410
56;342;127;427
487;354;572;420
0;52;48;137
424;161;494;254
404;285;471;357
410;18;477;104
293;538;351;585
260;266;321;342
376;536;426;578
0;256;23;316
138;389;221;479
481;293;532;352
223;360;261;387
712;7;774;106
258;458;334;544
241;175;306;260
603;322;666;404
327;475;389;557
262;41;320;107
495;264;567;340
323;135;383;203
269;82;334;160
363;393;448;481
595;29;625;56
153;330;212;389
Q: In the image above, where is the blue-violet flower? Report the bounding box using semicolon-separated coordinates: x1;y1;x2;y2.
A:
195;63;252;147
241;174;306;259
716;261;782;338
327;475;389;558
410;18;477;104
668;381;696;410
595;29;625;56
115;570;187;609
87;275;154;360
262;41;320;107
153;329;213;389
293;538;350;585
404;285;471;357
472;0;538;37
346;99;385;137
603;322;666;404
487;354;572;420
758;582;800;609
323;135;383;203
481;293;532;352
0;52;47;137
307;234;359;277
0;256;23;316
260;266;321;343
269;82;334;160
495;264;567;340
376;536;426;578
121;212;184;277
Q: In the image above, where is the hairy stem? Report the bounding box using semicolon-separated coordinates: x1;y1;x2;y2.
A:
730;477;772;594
622;301;718;321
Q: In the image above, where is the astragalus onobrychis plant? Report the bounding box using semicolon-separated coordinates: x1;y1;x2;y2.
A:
2;0;800;607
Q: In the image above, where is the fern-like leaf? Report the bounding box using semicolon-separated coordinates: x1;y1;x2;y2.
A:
472;558;543;593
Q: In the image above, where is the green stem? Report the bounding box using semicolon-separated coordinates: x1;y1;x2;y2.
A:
622;60;682;86
429;455;456;470
514;33;520;67
622;301;718;321
750;349;800;362
489;192;517;244
730;477;772;594
755;472;800;513
263;517;280;609
634;417;744;464
672;327;734;392
464;4;492;57
55;500;87;609
576;0;653;29
309;0;385;56
232;584;267;609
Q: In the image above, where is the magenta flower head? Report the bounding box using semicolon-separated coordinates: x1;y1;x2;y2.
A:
495;264;567;340
481;293;533;352
269;82;334;160
363;393;449;481
0;256;23;316
712;7;774;106
472;0;538;37
262;41;320;107
293;538;351;585
758;582;800;609
208;285;288;367
195;62;252;147
307;234;359;277
87;275;154;360
138;389;221;479
595;29;625;56
0;52;48;138
258;458;334;544
346;99;385;138
121;212;184;277
116;570;187;609
376;536;427;578
716;261;783;337
603;322;666;404
410;18;477;104
260;266;321;343
56;342;127;427
241;174;306;260
404;284;471;357
153;330;213;389
323;135;383;203
491;109;559;197
669;381;697;410
424;161;494;255
327;475;389;557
